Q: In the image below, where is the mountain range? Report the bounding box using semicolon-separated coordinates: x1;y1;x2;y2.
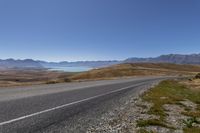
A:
125;54;200;64
1;53;200;69
0;59;119;69
38;60;119;68
0;59;43;69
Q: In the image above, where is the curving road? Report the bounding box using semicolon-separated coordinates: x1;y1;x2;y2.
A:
0;76;168;133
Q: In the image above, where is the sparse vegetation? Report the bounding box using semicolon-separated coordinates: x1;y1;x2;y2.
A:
137;119;170;128
0;68;76;87
184;127;200;133
63;78;71;82
1;63;200;87
183;117;199;128
195;73;200;79
182;111;200;118
85;77;200;133
71;63;200;80
138;79;200;132
142;80;200;119
46;80;60;84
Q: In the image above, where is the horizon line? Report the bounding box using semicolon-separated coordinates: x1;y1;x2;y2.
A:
0;53;200;63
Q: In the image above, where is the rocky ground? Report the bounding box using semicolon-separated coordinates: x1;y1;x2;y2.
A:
86;92;199;133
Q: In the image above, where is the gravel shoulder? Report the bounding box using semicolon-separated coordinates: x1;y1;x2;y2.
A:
37;81;160;133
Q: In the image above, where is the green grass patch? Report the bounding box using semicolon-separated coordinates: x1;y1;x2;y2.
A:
183;117;200;128
136;119;173;129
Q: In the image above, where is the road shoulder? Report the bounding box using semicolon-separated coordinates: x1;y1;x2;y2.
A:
37;81;159;133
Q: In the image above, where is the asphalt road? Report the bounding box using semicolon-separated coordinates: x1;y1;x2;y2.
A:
0;76;168;133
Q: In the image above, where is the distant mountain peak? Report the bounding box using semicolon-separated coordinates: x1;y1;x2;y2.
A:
0;59;43;69
125;53;200;64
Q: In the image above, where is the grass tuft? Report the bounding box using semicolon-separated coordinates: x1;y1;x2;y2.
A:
183;117;200;128
182;111;200;118
136;119;174;129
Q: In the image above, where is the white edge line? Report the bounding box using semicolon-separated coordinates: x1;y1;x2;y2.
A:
0;81;153;126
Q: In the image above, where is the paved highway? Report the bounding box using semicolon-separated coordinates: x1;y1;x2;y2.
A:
0;76;168;133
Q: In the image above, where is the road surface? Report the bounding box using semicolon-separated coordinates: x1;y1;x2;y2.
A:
0;76;168;133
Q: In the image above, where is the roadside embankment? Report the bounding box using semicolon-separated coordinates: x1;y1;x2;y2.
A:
86;79;200;133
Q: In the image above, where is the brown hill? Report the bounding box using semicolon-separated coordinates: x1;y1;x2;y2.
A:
70;63;200;80
0;68;75;87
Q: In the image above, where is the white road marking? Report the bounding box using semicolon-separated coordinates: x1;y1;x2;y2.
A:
0;81;151;126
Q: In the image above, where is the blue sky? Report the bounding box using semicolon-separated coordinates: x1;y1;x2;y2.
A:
0;0;200;61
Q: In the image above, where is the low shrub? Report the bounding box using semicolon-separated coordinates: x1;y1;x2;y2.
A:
195;73;200;79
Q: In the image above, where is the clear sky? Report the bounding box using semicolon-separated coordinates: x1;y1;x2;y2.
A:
0;0;200;62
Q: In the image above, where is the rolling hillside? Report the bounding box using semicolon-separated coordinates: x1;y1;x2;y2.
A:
70;63;200;80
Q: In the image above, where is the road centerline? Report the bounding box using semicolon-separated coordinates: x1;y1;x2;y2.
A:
0;81;150;126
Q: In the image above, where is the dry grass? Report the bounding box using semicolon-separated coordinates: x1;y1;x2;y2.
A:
136;119;173;129
0;68;76;87
184;127;200;133
70;63;200;81
181;79;200;92
182;111;200;118
1;63;200;87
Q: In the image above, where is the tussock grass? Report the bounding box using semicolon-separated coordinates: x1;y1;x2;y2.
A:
138;80;200;132
182;111;200;118
183;117;200;128
136;119;173;129
142;80;200;120
195;73;200;79
46;78;72;84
